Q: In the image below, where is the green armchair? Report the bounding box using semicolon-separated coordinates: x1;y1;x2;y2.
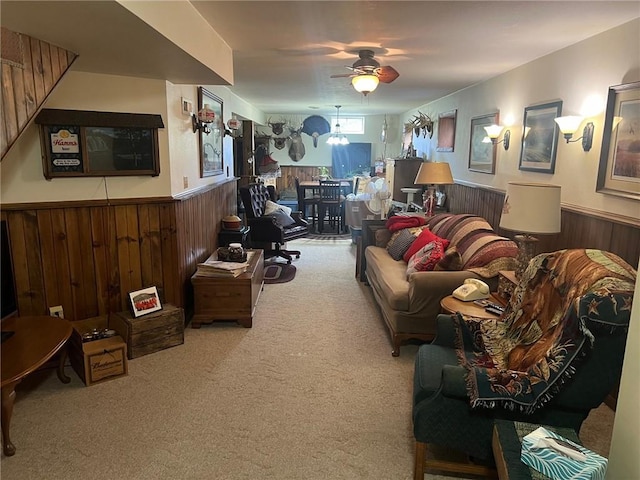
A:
412;249;636;479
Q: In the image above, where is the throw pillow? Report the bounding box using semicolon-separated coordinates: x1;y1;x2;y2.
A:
434;246;463;271
403;228;450;263
266;210;296;227
375;229;393;247
264;200;292;216
406;241;446;276
386;228;417;261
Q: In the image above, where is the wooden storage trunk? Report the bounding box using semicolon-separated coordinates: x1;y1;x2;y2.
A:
110;304;184;359
69;315;128;386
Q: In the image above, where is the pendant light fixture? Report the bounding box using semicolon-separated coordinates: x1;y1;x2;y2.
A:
327;105;349;146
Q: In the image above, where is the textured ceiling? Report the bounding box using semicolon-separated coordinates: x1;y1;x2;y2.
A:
1;1;638;116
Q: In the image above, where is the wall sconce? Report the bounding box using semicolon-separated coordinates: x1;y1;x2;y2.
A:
553;116;594;151
351;74;379;96
483;124;511;150
192;104;215;134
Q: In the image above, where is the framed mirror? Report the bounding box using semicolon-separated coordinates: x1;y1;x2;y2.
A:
437;110;457;152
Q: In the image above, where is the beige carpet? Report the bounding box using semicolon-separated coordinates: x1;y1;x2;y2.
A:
0;240;614;479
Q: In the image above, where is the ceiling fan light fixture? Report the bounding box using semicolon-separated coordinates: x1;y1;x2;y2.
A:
352;74;379;95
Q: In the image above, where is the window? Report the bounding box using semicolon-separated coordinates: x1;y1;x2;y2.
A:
35;109;164;178
330;115;365;134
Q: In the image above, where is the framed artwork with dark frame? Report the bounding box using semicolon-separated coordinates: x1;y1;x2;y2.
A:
198;87;224;178
436;109;457;152
468;112;499;174
519;101;562;173
596;81;640;201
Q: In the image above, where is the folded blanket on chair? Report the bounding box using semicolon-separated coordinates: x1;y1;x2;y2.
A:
453;249;635;414
385;214;426;232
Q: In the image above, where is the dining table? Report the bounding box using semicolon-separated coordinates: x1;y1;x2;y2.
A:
298;180;353;234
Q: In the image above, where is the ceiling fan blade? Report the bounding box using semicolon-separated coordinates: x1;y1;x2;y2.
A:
330;73;356;79
376;66;399;84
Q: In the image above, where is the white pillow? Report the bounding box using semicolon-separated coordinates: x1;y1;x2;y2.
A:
264;200;292;216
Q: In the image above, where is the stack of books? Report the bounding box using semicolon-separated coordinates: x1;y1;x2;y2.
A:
196;255;249;278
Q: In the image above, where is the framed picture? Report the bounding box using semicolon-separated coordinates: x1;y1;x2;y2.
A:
198;87;224;177
519;101;562;173
468;112;499;174
129;286;162;317
437;110;457;152
596;81;640;201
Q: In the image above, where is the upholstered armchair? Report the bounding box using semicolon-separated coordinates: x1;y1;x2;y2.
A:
239;183;309;264
412;249;636;479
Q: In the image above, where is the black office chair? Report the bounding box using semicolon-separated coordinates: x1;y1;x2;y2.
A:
239;183;309;263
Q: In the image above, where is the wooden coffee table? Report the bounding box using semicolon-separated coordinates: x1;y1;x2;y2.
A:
1;315;72;456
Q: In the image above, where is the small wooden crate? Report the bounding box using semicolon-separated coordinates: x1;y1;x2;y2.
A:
110;304;184;359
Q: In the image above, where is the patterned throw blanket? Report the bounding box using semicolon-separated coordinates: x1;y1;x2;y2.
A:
454;249;636;413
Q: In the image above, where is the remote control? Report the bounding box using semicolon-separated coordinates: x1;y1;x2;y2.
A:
485;306;503;316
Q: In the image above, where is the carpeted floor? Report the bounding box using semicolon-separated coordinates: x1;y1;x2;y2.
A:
0;239;614;479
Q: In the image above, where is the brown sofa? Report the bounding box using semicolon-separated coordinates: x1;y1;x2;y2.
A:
360;213;518;356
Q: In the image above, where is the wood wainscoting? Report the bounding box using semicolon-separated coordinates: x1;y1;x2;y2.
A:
445;183;640;268
1;179;237;322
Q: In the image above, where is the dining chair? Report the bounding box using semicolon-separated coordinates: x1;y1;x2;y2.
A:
295;177;320;230
318;180;346;233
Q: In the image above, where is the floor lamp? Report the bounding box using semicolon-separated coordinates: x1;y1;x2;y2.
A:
500;182;561;278
413;162;454;216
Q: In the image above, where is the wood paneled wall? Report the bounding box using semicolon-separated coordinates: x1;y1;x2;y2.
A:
1;28;77;160
1;180;237;321
274;165;333;193
446;183;640;268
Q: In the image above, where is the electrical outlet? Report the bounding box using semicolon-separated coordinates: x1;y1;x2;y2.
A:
49;305;64;319
183;176;189;188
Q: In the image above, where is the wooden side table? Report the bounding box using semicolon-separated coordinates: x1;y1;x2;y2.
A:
218;226;251;247
440;294;503;319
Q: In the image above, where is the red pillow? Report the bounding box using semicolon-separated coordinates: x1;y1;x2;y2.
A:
403;228;449;263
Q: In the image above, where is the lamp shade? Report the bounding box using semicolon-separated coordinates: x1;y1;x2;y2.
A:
500;182;561;234
483;124;504;139
414;162;454;185
554;116;584;135
352;75;379;94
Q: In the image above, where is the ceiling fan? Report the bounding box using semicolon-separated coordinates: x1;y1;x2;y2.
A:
331;49;399;95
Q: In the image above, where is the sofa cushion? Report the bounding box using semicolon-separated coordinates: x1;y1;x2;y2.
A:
387;228;417;260
403;228;450;263
407;241;446;276
365;246;411;311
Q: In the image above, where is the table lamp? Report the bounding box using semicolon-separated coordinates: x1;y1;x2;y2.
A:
500;182;561;277
413;162;454;216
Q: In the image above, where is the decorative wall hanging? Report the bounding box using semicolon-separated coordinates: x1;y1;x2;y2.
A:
437;110;457;152
301;115;330;147
519;101;562;174
468;112;499;174
596;81;640;201
288;130;305;161
198;87;224;178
